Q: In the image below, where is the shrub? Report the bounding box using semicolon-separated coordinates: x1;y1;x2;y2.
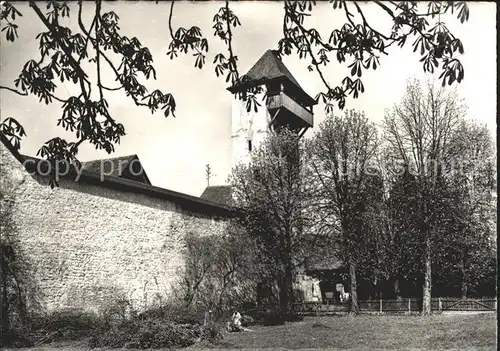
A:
101;298;135;323
3;298;225;349
200;323;224;344
89;318;202;349
0;310;104;347
88;302;226;350
127;320;199;349
0;327;33;348
30;310;103;342
138;305;204;325
240;314;254;326
88;319;141;349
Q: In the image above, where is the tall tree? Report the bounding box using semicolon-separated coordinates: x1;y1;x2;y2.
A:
356;136;387;299
349;170;392;299
383;79;467;314
230;129;324;312
433;119;496;297
383;166;423;298
180;221;256;312
309;110;379;313
0;1;469;174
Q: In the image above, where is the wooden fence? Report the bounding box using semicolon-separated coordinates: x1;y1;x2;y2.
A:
358;298;422;312
272;297;497;315
357;297;496;313
435;297;497;311
291;302;349;314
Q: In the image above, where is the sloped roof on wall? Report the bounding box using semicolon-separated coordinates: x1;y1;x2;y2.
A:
0;133;237;217
200;185;232;206
81;155;136;176
81;154;152;185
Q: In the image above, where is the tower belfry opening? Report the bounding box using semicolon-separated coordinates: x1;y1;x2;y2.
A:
228;49;317;167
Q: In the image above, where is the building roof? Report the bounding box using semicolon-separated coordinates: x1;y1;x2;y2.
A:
244;49;302;88
81;154;152;185
227;50;317;105
200;185;232;206
306;254;344;271
81;155;137;176
0;133;238;218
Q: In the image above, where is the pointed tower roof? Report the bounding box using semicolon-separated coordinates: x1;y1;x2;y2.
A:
227;50;316;105
244;49;301;88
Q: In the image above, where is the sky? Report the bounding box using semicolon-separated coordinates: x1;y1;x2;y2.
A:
0;1;496;196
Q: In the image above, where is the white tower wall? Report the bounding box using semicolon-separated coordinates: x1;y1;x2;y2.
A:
230;86;271;170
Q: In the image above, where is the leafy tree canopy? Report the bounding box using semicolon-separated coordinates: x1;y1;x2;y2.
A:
0;1;469;175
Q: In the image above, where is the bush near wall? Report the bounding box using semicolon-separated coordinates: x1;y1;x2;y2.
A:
88;319;224;349
2;300;225;349
88;303;225;349
0;310;104;348
30;311;104;345
88;319;201;349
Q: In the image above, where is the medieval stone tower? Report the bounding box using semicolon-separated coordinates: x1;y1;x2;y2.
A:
227;50;317;168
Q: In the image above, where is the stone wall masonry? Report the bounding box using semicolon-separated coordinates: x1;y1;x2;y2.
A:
0;141;230;315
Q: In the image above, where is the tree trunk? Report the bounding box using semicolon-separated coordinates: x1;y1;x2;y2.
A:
394;278;401;300
278;222;295;313
278;277;288;311
349;258;359;313
461;281;468;299
461;261;468;298
286;262;295;311
421;237;432;315
278;259;294;313
373;277;379;299
278;276;291;313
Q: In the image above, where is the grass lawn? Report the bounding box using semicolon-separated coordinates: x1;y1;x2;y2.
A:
8;312;497;350
197;313;498;350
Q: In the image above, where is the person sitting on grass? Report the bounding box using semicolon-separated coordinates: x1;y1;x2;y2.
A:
227;311;253;332
227;310;243;332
